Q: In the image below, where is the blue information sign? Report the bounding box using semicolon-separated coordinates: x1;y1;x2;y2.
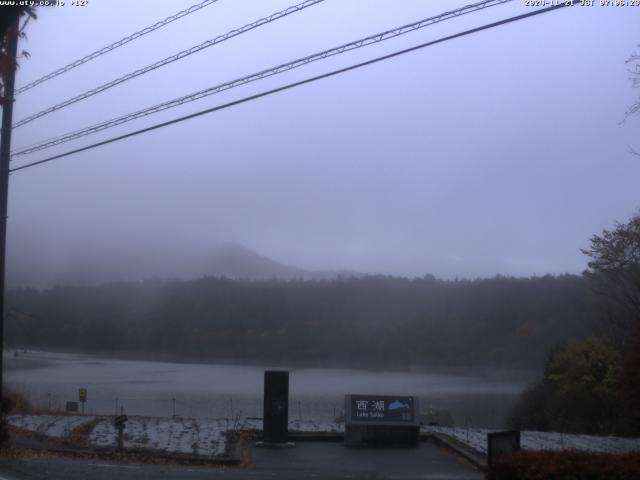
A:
346;394;418;425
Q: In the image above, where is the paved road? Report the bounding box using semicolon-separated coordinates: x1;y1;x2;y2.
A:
0;440;483;480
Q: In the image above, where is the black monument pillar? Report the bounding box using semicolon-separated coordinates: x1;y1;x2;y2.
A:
263;370;289;443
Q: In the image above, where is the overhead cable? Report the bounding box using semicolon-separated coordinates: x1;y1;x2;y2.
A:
15;0;221;95
13;0;326;128
13;0;514;157
10;3;573;173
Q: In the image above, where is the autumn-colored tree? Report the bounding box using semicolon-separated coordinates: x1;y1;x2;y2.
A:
619;332;640;433
508;337;623;434
578;211;640;434
582;211;640;347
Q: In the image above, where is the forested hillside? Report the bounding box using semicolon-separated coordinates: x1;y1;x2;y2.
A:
5;274;596;368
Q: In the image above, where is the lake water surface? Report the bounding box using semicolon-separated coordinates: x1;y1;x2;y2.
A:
5;350;533;428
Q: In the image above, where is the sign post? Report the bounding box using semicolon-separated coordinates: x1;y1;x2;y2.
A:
78;388;87;415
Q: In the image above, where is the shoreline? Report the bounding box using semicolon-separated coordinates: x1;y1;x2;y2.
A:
2;346;540;382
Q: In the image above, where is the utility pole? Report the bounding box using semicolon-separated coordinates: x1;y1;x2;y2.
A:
0;17;20;405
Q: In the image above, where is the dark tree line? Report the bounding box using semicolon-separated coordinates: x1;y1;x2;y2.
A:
5;273;596;369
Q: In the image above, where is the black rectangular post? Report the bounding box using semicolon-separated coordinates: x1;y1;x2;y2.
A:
487;430;521;469
263;370;289;443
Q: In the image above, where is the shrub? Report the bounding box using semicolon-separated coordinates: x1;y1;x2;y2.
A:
508;337;624;434
0;387;32;447
489;450;640;480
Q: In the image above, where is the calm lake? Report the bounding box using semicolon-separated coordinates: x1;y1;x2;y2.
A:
4;350;533;428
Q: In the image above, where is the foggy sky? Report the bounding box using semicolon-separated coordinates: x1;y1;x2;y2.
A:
5;0;640;284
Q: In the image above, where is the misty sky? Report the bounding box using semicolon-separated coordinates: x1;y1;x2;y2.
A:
5;0;640;282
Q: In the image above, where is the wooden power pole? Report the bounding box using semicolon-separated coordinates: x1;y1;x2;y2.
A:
0;16;20;404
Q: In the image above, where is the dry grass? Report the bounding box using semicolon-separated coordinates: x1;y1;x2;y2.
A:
3;387;32;414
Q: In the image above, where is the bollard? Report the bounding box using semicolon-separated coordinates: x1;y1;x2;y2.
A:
487;430;521;469
113;412;128;451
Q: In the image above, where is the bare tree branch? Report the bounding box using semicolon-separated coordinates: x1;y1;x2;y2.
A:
623;45;640;123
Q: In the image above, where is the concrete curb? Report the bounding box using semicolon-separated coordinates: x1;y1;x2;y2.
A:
56;446;241;465
288;431;344;442
422;432;488;472
241;429;345;442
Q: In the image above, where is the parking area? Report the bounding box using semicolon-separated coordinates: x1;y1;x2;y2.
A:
0;439;483;480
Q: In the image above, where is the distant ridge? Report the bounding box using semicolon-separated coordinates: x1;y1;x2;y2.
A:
7;241;360;288
205;242;360;281
205;242;307;280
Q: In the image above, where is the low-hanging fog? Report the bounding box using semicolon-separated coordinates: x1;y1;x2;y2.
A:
6;0;639;287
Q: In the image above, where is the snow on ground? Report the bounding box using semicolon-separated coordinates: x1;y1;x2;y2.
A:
8;415;95;438
240;418;344;433
423;426;640;455
89;417;227;456
9;414;228;457
8;415;344;457
10;414;639;458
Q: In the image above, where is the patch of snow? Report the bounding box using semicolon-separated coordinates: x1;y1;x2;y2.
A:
88;416;228;456
10;414;229;457
241;418;344;433
7;415;95;438
89;419;117;448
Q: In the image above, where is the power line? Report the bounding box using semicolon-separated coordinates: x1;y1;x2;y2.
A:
10;3;572;174
12;0;515;157
13;0;325;128
15;0;221;95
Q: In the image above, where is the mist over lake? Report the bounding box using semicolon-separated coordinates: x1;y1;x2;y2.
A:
5;350;530;428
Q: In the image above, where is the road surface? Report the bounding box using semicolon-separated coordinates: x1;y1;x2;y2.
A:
0;440;483;480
